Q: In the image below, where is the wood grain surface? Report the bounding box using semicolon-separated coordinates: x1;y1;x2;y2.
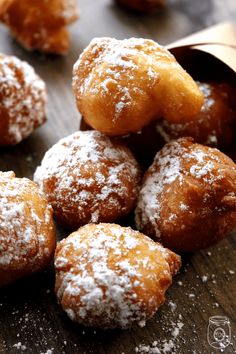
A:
0;0;236;353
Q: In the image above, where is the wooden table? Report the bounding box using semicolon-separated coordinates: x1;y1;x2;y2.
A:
0;1;236;353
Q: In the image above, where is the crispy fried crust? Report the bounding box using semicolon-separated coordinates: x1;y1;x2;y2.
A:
0;0;79;54
0;54;46;145
34;131;141;229
55;223;181;329
156;82;236;150
135;138;236;253
73;37;203;136
0;171;56;287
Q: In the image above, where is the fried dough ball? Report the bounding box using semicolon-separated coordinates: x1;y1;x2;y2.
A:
55;223;181;329
34;131;141;229
135;138;236;253
0;54;46;146
73;37;203;136
0;171;56;287
0;0;79;54
156;82;236;150
116;0;164;13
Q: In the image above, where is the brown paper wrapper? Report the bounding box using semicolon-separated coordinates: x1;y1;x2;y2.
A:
167;22;236;82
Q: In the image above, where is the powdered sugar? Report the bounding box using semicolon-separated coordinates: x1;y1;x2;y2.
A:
135;139;184;238
201;275;208;282
189;160;214;179
55;223;178;329
0;54;46;145
13;342;27;351
60;0;79;23
135;138;225;238
135;316;184;353
73;37;166;121
1;0;79;54
34;130;141;227
0;171;54;277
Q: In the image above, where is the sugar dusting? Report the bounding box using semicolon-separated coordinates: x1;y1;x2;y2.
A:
60;0;79;23
133;253;236;351
55;223;176;329
34;131;140;226
13;342;27;351
134;251;232;354
0;171;53;272
135;138;225;238
135;307;184;354
1;0;79;54
73;37;171;121
0;54;46;144
0;240;234;352
135;139;184;238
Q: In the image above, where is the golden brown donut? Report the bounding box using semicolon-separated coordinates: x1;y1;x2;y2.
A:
156;82;236;151
0;0;79;54
135;138;236;253
72;37;203;136
116;0;164;13
0;171;56;287
0;54;46;146
34;131;141;229
55;223;181;329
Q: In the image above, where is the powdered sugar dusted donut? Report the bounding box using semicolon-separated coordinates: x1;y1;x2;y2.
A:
72;37;203;136
135;138;236;252
0;171;56;287
0;54;46;145
55;223;181;329
34;131;141;229
0;0;79;54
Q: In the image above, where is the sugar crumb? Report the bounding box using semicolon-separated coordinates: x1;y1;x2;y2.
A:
13;342;27;351
201;275;208;283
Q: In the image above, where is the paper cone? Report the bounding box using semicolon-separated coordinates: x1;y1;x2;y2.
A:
167;22;236;48
167;22;236;79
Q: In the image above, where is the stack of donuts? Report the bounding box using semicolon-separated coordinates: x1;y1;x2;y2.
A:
71;36;236;254
0;3;236;330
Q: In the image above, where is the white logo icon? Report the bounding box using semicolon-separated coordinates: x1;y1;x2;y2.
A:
207;316;231;350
